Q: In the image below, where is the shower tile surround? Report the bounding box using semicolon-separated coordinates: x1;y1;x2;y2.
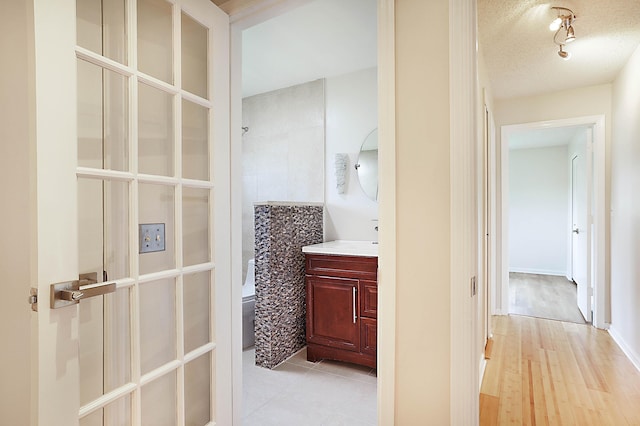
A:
254;202;323;369
241;79;325;282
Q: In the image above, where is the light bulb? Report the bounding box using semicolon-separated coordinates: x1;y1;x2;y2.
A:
549;17;562;31
565;26;575;43
558;47;571;60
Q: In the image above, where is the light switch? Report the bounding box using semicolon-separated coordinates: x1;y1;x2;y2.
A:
139;223;165;254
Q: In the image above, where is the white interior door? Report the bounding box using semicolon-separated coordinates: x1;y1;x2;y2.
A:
31;0;231;424
571;147;591;323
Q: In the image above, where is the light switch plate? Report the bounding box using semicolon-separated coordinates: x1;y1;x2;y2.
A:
139;223;166;254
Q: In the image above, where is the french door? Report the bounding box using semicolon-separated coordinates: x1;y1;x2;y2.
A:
31;0;231;424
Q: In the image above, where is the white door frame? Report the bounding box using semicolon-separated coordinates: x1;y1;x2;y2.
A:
497;115;607;328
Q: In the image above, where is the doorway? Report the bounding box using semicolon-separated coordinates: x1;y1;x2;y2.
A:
498;115;606;328
229;0;379;423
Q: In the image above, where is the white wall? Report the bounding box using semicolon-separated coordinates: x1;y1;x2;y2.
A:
325;67;378;241
241;79;325;276
508;146;568;275
241;70;380;276
609;44;640;369
389;0;480;422
393;1;452;420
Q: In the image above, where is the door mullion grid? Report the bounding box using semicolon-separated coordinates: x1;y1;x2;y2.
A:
126;0;142;424
173;1;186;424
74;0;217;423
76;47;135;79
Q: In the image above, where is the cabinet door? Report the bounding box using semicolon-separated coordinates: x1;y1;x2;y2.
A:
306;276;360;352
360;279;378;318
360;317;377;356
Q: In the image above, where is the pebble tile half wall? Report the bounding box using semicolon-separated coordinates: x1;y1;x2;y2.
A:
254;203;323;369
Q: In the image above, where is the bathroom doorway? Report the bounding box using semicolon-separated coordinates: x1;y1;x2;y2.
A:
230;0;379;423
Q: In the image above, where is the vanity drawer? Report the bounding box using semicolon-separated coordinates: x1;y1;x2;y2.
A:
305;254;377;280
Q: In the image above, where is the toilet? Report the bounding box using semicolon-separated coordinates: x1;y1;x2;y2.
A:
242;259;256;349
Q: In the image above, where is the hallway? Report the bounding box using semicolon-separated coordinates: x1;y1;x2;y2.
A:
480;315;640;425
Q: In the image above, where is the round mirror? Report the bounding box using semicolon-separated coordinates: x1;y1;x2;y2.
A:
355;128;378;201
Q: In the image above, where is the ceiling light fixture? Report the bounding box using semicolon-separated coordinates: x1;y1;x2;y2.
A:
565;25;575;43
549;6;576;59
549;17;562;31
558;45;571;60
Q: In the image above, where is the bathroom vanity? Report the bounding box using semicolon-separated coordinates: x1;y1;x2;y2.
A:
302;241;378;369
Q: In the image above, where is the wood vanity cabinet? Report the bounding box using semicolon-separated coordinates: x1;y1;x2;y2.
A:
305;253;378;369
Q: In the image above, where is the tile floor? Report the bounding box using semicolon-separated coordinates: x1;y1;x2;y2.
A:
242;347;377;425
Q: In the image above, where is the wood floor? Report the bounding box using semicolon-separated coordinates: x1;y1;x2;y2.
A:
509;273;585;324
480;315;640;425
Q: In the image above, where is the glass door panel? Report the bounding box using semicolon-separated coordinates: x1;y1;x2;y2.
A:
77;59;129;171
77;0;127;65
79;289;132;404
141;371;177;426
77;178;129;279
183;187;210;266
139;278;177;374
184;353;212;425
183;271;211;353
182;99;209;181
137;0;173;83
104;181;130;280
138;82;174;177
181;12;208;99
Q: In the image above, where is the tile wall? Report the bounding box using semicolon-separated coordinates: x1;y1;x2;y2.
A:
241;79;325;281
253;202;323;369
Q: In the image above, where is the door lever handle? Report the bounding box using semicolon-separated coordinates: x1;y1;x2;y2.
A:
61;290;84;301
50;272;116;309
572;228;580;234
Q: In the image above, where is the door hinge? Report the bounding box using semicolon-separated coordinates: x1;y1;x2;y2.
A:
28;287;38;312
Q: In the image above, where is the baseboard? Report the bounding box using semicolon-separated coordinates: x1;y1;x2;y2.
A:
484;337;494;359
608;326;640;373
479;356;487;391
509;268;568;276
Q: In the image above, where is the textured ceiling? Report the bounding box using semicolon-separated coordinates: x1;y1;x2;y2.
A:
478;0;640;100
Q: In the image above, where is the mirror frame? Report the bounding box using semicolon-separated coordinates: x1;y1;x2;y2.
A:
355;128;378;201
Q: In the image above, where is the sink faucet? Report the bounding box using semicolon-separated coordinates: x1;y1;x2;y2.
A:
372;220;379;244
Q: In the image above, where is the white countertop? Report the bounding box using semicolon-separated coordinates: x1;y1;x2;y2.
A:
302;240;378;257
253;201;324;207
